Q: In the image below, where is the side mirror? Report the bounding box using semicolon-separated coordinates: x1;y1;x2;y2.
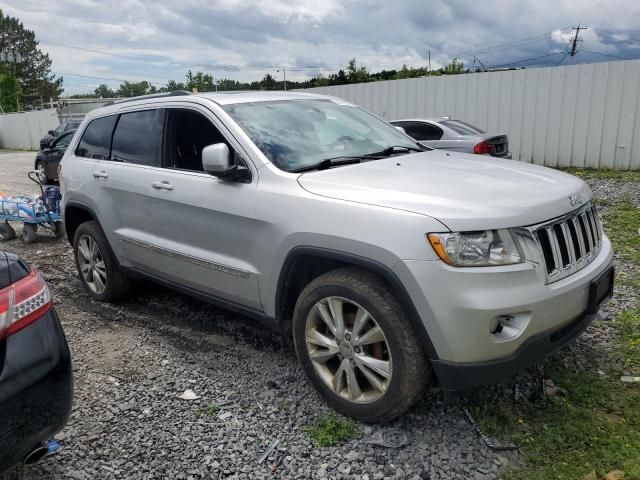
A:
48;130;55;136
394;126;407;134
202;143;251;183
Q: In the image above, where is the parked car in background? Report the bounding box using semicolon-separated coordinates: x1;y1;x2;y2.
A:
61;91;612;421
0;248;73;472
35;129;76;184
390;117;511;158
39;121;79;150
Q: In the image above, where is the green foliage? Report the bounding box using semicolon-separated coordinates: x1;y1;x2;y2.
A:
94;84;115;98
116;80;157;97
559;168;640;182
443;58;465;75
0;9;63;104
196;404;220;418
602;194;640;265
186;70;216;92
0;71;21;112
305;413;360;447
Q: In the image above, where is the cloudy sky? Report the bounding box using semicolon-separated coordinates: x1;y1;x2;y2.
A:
2;0;640;95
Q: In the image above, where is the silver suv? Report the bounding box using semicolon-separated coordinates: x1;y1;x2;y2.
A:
60;91;614;421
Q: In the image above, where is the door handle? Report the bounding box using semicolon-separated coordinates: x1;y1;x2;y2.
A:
92;170;109;179
151;181;174;191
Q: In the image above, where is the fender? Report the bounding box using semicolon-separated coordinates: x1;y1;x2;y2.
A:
275;246;439;360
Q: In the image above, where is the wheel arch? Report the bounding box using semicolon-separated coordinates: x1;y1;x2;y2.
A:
274;246;439;360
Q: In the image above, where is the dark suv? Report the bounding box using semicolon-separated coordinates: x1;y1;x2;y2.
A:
39;121;79;151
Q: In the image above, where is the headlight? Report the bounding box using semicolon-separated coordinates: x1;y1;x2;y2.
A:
427;229;524;266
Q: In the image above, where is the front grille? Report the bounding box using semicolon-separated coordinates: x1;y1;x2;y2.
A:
532;203;602;283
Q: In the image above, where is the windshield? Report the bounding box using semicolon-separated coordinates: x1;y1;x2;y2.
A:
441;119;485;135
223;99;419;172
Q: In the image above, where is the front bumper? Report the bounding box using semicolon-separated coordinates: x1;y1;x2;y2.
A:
0;308;73;472
394;234;613;389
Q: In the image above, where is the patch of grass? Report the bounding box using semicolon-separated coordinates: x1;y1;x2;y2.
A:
559;167;640;182
616;308;640;373
305;413;360;447
196;403;220;418
602;194;640;265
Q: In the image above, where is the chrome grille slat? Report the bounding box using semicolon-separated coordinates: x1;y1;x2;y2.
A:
529;203;603;283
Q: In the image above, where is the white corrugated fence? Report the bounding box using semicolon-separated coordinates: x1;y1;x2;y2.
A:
0;109;59;150
302;60;640;169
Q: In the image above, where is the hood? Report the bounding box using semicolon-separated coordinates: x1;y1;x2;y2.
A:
297;150;590;231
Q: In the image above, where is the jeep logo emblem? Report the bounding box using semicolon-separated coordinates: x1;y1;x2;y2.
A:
569;193;585;207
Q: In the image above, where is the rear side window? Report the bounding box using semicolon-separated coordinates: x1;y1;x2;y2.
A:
400;122;443;141
111;110;164;167
75;116;117;159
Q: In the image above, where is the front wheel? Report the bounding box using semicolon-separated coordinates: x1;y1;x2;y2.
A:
292;267;429;422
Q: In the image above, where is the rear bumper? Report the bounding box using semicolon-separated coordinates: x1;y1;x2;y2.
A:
0;308;73;472
431;308;598;390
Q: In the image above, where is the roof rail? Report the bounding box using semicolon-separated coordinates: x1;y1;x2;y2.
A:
103;90;192;107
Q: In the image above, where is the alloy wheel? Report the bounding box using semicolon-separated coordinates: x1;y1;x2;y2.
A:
78;234;107;294
305;296;392;404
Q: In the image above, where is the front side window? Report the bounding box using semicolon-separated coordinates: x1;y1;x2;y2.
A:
75;116;118;159
223;99;418;172
111;110;164;167
54;132;74;149
165;109;233;171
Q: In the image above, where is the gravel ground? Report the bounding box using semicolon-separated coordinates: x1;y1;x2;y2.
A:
1;152;638;480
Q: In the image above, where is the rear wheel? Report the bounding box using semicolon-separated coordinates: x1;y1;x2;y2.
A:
73;221;130;301
292;267;429;422
21;224;37;244
51;221;65;238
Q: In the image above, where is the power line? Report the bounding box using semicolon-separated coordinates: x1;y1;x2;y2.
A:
580;49;632;61
489;51;563;68
556;53;569;66
591;27;640;44
452;31;555;57
53;72;167;86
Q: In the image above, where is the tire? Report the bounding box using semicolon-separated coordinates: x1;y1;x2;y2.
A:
292;267;429;422
0;222;16;241
52;220;65;238
35;161;49;184
73;220;131;302
21;224;38;244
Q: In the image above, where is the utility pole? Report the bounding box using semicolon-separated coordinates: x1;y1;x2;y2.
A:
569;24;588;63
428;50;431;75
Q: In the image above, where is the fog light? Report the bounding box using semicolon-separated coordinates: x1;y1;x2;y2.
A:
490;313;530;341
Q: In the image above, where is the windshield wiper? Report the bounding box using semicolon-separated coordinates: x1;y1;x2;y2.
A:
289;145;422;173
371;145;423;156
289;157;362;173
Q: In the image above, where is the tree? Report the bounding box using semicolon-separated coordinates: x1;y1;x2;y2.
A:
0;9;63;104
94;84;115;98
346;58;370;83
442;58;465;75
0;71;21;112
164;79;186;92
116;80;156;97
185;70;215;92
259;73;276;90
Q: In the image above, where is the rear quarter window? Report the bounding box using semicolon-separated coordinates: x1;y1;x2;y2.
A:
75;116;118;160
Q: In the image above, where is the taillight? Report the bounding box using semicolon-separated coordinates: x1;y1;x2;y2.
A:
0;271;52;341
473;141;493;155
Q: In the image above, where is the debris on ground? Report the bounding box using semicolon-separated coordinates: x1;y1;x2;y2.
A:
257;439;279;464
543;379;568;397
601;470;626;480
463;407;518;452
365;428;409;448
620;376;640;383
178;389;200;400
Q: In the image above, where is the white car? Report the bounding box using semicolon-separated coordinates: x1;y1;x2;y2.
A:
391;117;512;158
60;91;613;421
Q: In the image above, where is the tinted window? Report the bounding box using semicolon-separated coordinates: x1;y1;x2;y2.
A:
399;122;443;141
441;119;485;135
55;131;74;149
75;116;117;159
165;109;231;171
111;110;164;167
